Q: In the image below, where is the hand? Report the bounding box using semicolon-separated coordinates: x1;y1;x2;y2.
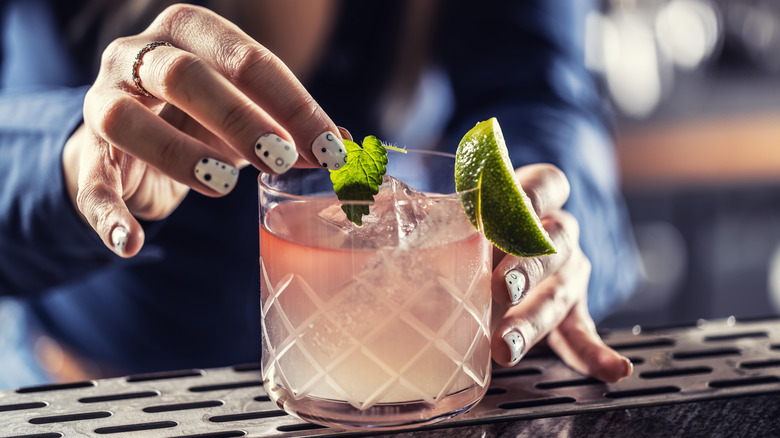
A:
489;164;632;383
64;4;348;257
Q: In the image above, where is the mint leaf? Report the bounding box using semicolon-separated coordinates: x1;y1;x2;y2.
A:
329;136;388;226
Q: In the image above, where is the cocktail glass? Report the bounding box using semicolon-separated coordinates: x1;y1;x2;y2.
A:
258;151;492;430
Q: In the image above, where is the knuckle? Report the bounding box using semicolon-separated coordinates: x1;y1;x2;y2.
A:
83;87;100;123
283;96;321;127
222;43;275;84
524;283;570;341
95;96;135;140
524;184;545;216
519;164;570;214
162;51;198;77
154;135;187;172
157;3;201;33
524;256;547;289
538;164;571;199
561;250;592;301
101;36;133;70
543;213;566;238
156;52;202;97
540;163;568;183
546;210;580;250
74;183;94;212
218;101;255;140
545;282;574;314
76;181;113;229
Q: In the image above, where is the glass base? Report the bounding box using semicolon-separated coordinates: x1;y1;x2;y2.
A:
266;382;487;431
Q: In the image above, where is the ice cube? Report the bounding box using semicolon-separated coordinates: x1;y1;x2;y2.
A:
317;175;472;249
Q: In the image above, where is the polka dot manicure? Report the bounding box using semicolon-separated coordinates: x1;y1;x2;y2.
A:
503;331;525;365
255;133;297;174
505;269;526;305
312;131;347;169
194;158;238;194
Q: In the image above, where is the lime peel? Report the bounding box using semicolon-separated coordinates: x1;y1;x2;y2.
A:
455;118;556;257
474;170;484;233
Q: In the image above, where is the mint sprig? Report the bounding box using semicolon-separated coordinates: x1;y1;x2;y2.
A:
329;136;388;226
329;135;407;226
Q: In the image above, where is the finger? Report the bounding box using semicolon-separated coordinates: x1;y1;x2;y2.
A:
547;301;633;383
491;247;590;367
75;137;145;257
338;126;353;142
515;164;570;217
125;42;299;175
84;89;239;196
491;209;580;307
146;4;348;170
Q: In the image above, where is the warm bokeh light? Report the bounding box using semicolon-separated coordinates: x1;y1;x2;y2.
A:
586;0;720;119
597;0;780;328
656;0;720;71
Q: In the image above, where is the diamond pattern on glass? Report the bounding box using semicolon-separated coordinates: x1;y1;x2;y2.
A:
300;315;352;365
276;276;319;331
407;282;461;334
261;299;290;357
401;344;461;404
261;256;491;410
363;319;428;372
276;343;321;398
327;348;395;410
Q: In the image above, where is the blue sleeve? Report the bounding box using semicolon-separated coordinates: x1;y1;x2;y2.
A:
438;0;640;321
0;86;117;296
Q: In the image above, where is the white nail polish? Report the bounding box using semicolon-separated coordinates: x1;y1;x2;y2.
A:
503;331;525;364
505;269;525;305
312;131;347;170
194;158;238;194
111;226;128;255
255;133;297;173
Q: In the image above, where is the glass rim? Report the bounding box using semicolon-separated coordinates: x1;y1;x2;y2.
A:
258;149;478;205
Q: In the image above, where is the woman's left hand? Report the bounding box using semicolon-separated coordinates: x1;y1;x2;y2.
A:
490;163;632;383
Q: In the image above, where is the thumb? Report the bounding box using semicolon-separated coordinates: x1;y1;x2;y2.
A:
75;140;145;257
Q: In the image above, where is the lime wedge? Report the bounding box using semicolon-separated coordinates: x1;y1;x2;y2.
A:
454;118;556;257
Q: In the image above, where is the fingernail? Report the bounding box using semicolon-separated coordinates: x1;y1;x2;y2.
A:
503;331;525;365
111;226;128;256
621;355;634;377
505;269;526;305
194;158;238;194
255;133;297;174
312;131;347;170
337;126;353;141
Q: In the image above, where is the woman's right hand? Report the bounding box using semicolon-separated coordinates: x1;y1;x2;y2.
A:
64;4;348;257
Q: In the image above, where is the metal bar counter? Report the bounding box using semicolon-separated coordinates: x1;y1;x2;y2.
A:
3;318;780;437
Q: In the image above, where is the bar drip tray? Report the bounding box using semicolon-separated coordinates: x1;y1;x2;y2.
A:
3;317;780;437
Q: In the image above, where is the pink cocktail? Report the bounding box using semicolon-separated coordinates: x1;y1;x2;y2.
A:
258;151;492;430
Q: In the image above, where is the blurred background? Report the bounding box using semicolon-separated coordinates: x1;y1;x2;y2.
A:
591;0;780;328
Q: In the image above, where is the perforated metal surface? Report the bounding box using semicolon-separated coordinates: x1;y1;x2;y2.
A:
3;318;780;437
